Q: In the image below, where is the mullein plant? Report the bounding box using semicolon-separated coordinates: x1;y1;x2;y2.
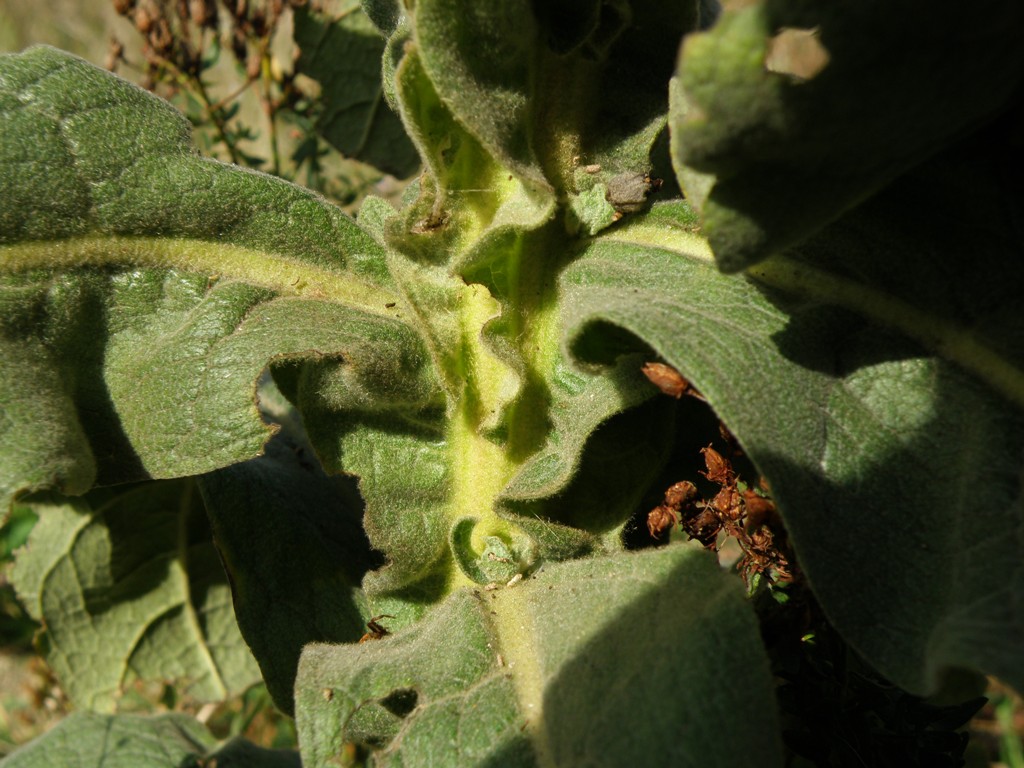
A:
1;1;1023;765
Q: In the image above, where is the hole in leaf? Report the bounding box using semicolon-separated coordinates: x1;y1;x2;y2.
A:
380;688;419;718
764;27;830;82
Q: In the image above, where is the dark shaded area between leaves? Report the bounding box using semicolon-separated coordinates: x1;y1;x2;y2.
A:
199;418;383;716
625;367;995;767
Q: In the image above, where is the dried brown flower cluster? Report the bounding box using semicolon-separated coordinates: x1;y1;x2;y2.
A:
647;444;796;587
109;0;311;171
111;0;306;82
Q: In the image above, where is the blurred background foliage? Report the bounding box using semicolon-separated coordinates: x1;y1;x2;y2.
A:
0;0;412;211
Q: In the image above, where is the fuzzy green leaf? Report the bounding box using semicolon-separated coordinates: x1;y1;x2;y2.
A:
563;189;1024;695
670;1;1024;271
294;1;420;178
413;0;546;186
198;394;380;716
0;47;433;509
498;356;672;540
283;227;678;599
295;545;782;768
410;1;702;215
361;0;403;36
0;713;300;768
10;482;259;711
1;714;214;768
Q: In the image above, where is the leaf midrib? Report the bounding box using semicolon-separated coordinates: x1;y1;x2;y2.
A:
490;582;555;768
600;222;1024;411
0;235;402;319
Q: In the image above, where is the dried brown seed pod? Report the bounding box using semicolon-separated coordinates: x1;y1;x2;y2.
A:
647;505;678;539
681;504;720;547
663;480;697;509
246;52;262;80
148;17;174;56
712;486;742;521
642;361;689;398
104;38;126;72
701;445;734;485
742;489;778;533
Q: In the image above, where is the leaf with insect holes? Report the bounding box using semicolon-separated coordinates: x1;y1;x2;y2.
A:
0;46;437;509
293;1;420;178
0;712;301;768
563;177;1024;696
295;545;782;768
10;481;260;711
670;0;1024;271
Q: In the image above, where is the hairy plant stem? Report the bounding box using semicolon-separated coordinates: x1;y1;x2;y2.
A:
442;223;568;577
532;53;601;197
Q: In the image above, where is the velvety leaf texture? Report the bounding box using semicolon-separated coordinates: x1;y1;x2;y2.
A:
413;0;546;186
198;399;381;716
0;46;429;507
296;545;782;768
10;482;260;711
670;0;1024;271
498;355;671;537
563;195;1024;695
361;0;403;36
7;1;1021;763
410;0;704;213
0;713;214;768
0;712;301;768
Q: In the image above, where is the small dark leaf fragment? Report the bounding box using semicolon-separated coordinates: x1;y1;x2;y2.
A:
359;615;395;643
606;172;662;214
